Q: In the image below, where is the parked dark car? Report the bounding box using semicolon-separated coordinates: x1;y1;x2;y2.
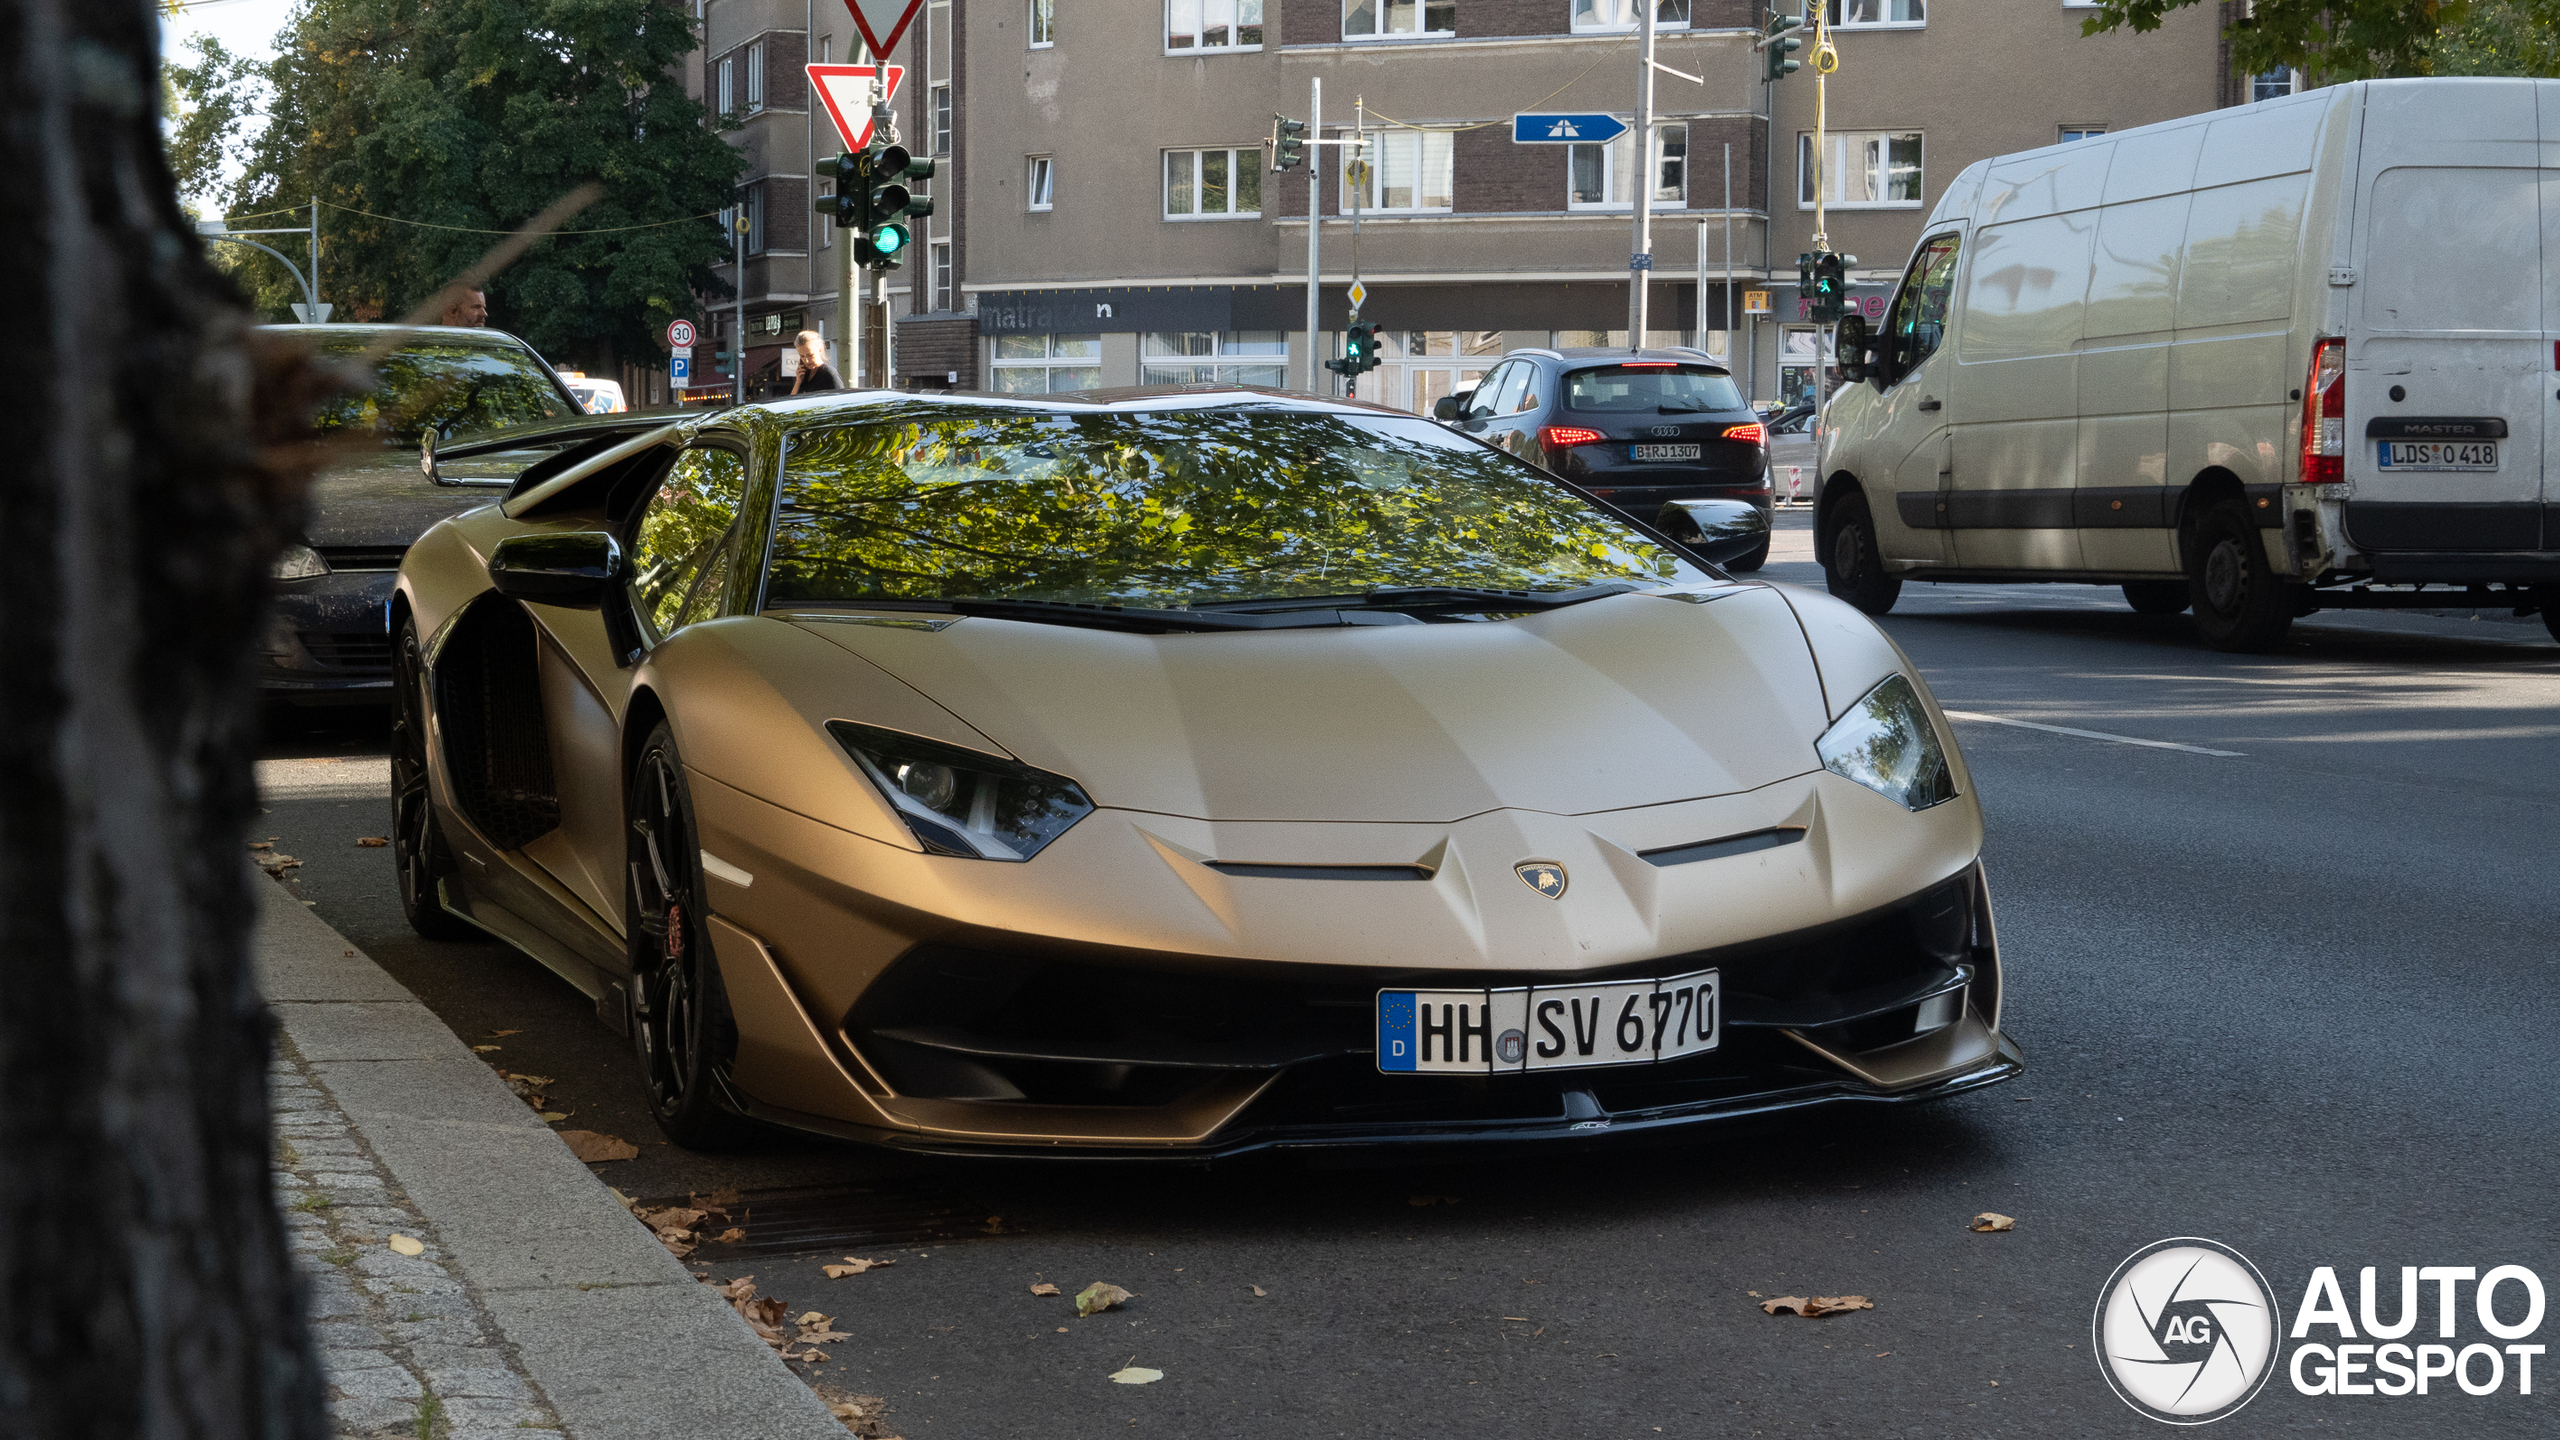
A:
1435;348;1771;570
262;325;586;703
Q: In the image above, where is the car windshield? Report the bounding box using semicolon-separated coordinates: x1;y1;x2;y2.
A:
309;335;575;445
1566;365;1745;414
766;406;1711;610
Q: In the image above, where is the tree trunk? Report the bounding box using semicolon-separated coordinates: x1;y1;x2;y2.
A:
0;1;328;1435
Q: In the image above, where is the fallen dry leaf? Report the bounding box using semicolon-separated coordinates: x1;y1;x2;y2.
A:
1971;1213;2017;1233
1250;1285;1268;1298
609;1189;639;1211
714;1227;745;1244
1108;1367;1164;1385
557;1130;638;1163
472;1044;500;1053
1760;1295;1874;1318
819;1390;901;1438
796;1311;853;1344
1029;1283;1061;1297
386;1235;424;1257
537;1111;569;1122
248;841;273;851
1076;1282;1134;1317
823;1256;895;1279
1056;1327;1069;1333
355;836;389;848
489;1029;522;1037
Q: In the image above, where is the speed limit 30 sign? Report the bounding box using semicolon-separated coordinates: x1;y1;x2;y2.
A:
667;319;696;349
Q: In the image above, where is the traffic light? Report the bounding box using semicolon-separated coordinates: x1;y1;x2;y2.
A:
1270;115;1307;172
859;145;937;269
812;151;864;231
1808;251;1846;323
1326;321;1383;380
1763;12;1804;81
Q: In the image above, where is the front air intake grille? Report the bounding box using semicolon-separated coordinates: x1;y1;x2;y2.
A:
297;632;395;674
433;599;559;851
316;545;408;571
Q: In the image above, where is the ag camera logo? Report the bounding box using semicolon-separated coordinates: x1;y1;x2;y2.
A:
2093;1238;2282;1424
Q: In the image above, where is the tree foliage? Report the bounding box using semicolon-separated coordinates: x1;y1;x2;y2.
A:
222;0;742;366
163;35;262;207
2079;0;2560;80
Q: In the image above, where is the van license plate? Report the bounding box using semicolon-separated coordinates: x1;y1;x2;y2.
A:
1375;969;1719;1074
2378;441;2498;471
1631;443;1702;462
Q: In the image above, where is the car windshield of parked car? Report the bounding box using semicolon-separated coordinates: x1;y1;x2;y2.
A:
309;335;575;445
1565;365;1745;414
766;407;1711;610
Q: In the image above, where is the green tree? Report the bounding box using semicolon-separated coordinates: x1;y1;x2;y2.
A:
229;0;742;367
2079;0;2560;80
162;35;261;208
2431;0;2560;73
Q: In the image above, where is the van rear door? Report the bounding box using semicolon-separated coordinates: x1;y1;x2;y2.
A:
2345;81;2546;551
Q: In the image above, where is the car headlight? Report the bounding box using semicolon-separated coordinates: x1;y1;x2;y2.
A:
828;721;1095;861
1816;674;1957;811
271;542;330;580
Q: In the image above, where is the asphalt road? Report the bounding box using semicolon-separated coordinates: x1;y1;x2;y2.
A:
257;519;2560;1437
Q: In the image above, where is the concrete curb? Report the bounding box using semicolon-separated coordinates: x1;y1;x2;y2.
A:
254;880;849;1440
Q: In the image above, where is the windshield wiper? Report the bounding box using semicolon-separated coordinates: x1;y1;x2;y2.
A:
1195;582;1646;615
1657;403;1714;414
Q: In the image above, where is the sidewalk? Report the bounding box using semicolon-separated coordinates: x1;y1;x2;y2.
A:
255;879;849;1440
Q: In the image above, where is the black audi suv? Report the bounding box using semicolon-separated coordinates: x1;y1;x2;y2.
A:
1436;348;1771;570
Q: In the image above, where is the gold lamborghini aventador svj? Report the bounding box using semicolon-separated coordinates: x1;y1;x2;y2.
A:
390;386;2019;1157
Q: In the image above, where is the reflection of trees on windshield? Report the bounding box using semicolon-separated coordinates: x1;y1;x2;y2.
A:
766;407;1694;608
311;339;573;446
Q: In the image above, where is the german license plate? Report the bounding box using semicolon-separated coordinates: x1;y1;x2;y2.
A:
1376;969;1719;1074
2378;440;2498;471
1631;443;1702;462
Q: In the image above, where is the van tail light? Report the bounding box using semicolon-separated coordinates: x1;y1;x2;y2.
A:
1538;426;1607;449
1721;422;1766;446
2300;337;2346;484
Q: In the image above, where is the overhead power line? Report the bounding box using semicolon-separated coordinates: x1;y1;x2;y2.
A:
316;199;724;235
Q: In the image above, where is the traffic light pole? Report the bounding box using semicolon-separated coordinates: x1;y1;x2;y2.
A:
1625;1;1659;351
1304;77;1322;395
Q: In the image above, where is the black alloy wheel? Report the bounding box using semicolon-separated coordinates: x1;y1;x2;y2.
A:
2184;499;2297;652
2122;580;2191;615
391;617;476;942
1821;490;1902;616
627;721;748;1148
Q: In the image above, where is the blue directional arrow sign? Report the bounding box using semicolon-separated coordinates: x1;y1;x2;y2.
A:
1513;113;1628;145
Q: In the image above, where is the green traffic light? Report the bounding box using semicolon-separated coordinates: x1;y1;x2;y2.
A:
870;222;911;257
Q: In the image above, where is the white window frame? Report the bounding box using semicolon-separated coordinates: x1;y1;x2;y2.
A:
1568;121;1686;210
1167;0;1264;52
1342;129;1453;214
1797;129;1923;209
932;84;953;155
744;184;766;255
2253;67;2300;102
1140;331;1289;387
1825;0;1926;26
1030;0;1056;46
1164;147;1263;220
744;41;765;112
2058;125;2107;144
1570;0;1690;32
1342;0;1455;42
930;242;954;312
991;333;1103;393
715;55;734;116
1026;155;1055;211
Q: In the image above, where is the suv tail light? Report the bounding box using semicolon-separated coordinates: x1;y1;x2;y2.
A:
1538;425;1606;449
2300;337;2345;484
1721;422;1766;446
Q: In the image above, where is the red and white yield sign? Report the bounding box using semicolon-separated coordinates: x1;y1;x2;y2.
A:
666;318;695;349
840;0;927;64
807;64;906;152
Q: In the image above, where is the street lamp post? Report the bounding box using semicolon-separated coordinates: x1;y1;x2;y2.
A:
196;213;325;321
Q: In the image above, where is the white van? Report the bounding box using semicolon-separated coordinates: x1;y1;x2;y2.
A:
1817;78;2559;651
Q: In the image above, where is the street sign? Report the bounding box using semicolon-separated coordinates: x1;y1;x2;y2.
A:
807;64;907;151
1346;280;1367;311
839;0;927;65
667;319;695;348
289;302;334;323
1512;113;1629;145
1744;290;1772;315
670;353;691;389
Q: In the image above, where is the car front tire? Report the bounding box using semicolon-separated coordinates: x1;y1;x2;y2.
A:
627;721;750;1149
1821;490;1901;615
2185;500;2297;652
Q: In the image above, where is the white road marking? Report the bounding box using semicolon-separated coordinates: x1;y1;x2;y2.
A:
699;851;755;887
1940;711;2244;757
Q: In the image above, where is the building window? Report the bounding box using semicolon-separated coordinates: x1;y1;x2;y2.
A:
744;41;765;112
1825;0;1925;24
716;55;734;115
931;242;954;312
1343;129;1453;213
1026;155;1055;210
1030;0;1055;45
1168;0;1264;50
1343;0;1455;40
2058;126;2106;144
992;333;1102;392
1798;130;1922;208
744;185;766;255
1164;148;1262;219
1141;331;1288;387
2254;68;2298;101
1568;122;1685;208
932;84;953;155
1571;0;1689;29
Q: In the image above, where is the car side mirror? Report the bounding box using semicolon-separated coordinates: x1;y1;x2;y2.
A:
1656;499;1770;568
1835;315;1871;385
488;530;625;609
1433;395;1464;421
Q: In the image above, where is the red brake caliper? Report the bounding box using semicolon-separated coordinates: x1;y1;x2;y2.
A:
664;902;684;961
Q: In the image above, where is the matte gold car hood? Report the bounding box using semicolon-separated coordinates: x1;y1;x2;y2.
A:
786;585;1827;822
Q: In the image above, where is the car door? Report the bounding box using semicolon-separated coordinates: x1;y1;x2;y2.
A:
1864;232;1963;565
1462;362;1528;452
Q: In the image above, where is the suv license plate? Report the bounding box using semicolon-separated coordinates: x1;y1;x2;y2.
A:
2378;441;2498;471
1631;443;1702;462
1376;969;1719;1074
